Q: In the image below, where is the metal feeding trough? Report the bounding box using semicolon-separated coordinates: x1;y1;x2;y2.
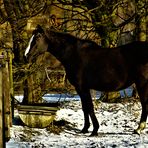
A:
17;103;60;128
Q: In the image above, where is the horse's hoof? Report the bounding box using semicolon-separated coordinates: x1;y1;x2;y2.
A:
134;122;146;135
80;129;89;134
134;129;140;135
89;132;98;137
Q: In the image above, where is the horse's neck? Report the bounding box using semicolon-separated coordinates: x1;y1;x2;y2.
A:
47;36;76;66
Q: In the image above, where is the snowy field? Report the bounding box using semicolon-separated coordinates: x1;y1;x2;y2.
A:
6;92;148;148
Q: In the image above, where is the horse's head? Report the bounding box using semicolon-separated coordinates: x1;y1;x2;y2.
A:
25;25;49;62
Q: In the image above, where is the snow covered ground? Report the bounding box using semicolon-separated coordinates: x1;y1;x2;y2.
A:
6;95;148;148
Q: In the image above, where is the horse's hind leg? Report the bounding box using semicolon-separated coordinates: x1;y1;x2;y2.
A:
135;82;148;134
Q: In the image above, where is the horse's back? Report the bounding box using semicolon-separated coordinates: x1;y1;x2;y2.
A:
121;41;148;64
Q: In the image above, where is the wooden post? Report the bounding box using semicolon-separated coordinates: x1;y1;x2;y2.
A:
0;50;12;147
0;54;5;148
2;51;11;142
7;50;14;124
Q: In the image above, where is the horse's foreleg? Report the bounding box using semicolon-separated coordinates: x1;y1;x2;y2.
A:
76;89;90;133
81;110;90;133
89;103;99;136
135;82;148;134
76;88;99;136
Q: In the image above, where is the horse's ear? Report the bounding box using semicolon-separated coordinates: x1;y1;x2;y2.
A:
36;25;44;33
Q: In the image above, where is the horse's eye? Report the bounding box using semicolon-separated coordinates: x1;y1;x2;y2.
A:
36;33;42;39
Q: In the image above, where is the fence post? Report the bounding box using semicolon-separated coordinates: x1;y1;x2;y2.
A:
0;53;5;148
0;50;12;147
2;51;11;142
7;50;14;125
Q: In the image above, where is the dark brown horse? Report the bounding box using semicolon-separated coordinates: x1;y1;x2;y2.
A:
25;25;148;136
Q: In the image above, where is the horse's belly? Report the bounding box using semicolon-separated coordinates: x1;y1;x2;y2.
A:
88;80;122;91
86;72;133;92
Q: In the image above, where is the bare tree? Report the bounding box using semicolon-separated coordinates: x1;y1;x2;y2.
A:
3;0;48;63
1;0;147;104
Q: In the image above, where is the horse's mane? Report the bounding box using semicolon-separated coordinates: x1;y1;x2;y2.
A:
45;28;102;49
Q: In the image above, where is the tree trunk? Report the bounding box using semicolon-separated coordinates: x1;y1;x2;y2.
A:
136;16;147;41
3;0;27;64
11;27;27;64
23;73;43;104
22;53;50;104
